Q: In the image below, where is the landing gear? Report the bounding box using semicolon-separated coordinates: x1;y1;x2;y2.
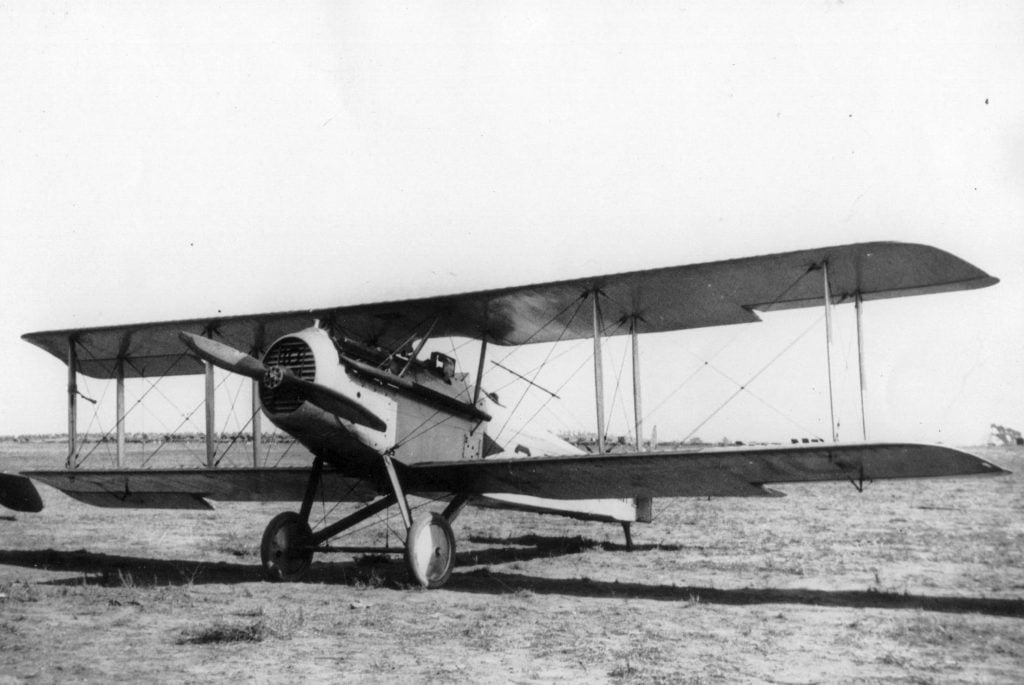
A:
258;453;463;588
260;511;313;582
405;513;456;588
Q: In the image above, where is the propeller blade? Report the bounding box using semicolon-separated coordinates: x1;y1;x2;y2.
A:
280;375;388;432
179;332;266;379
180;331;386;431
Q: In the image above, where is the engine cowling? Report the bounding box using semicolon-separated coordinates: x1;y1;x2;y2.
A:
258;336;316;414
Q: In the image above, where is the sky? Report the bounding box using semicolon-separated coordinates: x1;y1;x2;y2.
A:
1;1;1022;446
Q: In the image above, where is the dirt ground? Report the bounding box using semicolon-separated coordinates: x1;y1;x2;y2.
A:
1;443;1022;684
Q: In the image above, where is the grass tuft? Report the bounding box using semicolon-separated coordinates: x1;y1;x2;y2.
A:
177;619;269;645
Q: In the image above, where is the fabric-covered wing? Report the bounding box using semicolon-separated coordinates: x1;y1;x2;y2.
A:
23;241;997;378
402;443;1007;500
0;473;44;512
19;468;379;510
23;313;319;379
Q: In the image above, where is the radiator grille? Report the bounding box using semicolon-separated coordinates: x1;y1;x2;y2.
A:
259;337;315;414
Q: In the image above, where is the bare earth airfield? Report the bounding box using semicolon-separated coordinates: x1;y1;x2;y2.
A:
1;441;1022;683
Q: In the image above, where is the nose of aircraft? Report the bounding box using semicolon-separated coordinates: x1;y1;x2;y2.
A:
179;331;387;431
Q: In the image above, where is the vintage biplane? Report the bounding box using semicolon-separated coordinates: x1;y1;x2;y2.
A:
0;242;1008;588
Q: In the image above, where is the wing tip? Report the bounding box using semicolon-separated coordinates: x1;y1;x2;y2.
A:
0;473;44;513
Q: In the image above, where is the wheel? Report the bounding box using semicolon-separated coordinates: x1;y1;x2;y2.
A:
405;512;456;589
260;511;313;582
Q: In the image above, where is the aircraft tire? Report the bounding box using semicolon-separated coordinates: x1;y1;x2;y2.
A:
260;511;314;582
405;512;456;589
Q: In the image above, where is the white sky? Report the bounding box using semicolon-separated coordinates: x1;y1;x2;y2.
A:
1;1;1022;446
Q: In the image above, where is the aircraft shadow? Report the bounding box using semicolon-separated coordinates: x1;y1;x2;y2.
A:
2;547;1021;618
0;546;573;587
459;535;679;567
0;548;265;586
445;569;1024;618
468;533;684;554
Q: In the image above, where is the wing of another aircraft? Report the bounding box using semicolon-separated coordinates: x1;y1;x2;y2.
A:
402;443;1007;500
22;241;997;378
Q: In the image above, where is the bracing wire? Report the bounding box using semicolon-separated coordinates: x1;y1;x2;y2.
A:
270;438;298;468
681;312;825;443
641;264;818;430
139;371;235;468
212;373;257;466
605;327;631;440
493;295;588;444
213;411;256;468
70;352;190;467
70;376;112;465
502;315;623;447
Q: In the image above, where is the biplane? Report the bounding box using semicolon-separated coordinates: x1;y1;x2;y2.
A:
0;241;1008;588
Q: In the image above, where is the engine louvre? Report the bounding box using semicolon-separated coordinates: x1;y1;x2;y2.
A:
259;337;316;413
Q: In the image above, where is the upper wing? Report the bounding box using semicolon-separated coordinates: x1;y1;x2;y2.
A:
23;241;997;379
402;443;1008;500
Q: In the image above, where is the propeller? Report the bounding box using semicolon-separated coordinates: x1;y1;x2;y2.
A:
179;332;266;380
179;332;386;432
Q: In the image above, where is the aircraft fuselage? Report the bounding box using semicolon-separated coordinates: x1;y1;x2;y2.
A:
258;327;488;475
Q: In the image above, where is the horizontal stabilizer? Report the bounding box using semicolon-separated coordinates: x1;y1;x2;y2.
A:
405;443;1007;500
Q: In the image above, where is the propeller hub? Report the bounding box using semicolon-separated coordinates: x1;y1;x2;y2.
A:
263;365;285;390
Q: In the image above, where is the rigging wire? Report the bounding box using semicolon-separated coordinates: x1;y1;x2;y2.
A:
69;375;112;466
503;316;623;447
504;348;593;447
312;476;355;533
640;264;818;430
604;326;631;441
139;371;235;468
488;293;591;372
270;438;298;468
69;352;191;467
219;372;246;437
213;410;256;468
493;295;588;444
488;339;589;397
212;373;253;466
681;312;825;443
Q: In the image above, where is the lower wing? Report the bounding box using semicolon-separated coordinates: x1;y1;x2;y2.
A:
2;443;1007;512
402;443;1008;499
2;467;378;510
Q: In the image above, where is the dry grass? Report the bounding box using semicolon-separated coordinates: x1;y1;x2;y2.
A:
177;619;270;645
1;443;1022;682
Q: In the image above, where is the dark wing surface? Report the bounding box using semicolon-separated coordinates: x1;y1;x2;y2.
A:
7;444;1006;511
16;468;378;510
403;443;1007;500
23;241;997;378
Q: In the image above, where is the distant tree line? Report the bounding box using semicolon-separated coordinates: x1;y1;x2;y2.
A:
1;432;295;444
